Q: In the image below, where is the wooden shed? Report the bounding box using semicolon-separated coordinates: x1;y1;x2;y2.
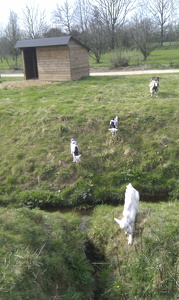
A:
15;36;90;81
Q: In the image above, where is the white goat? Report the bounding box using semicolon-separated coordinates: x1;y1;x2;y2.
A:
70;139;81;163
114;183;140;245
109;116;118;136
149;76;160;98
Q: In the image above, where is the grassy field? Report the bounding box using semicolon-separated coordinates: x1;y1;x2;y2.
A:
0;55;178;299
0;74;178;208
90;43;179;68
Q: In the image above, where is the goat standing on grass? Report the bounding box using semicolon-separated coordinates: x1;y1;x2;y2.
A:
70;139;81;163
114;183;140;245
149;76;160;98
109;116;118;136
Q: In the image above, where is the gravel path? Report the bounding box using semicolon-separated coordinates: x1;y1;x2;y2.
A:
90;69;179;76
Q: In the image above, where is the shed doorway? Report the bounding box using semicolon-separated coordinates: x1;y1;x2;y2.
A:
23;48;38;80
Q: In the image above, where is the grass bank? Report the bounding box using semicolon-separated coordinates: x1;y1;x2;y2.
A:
0;74;178;208
87;201;178;299
0;200;178;299
0;207;94;299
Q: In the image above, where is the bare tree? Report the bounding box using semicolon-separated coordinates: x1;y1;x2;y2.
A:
21;4;49;39
0;11;21;68
53;0;75;34
43;27;64;38
131;15;160;60
74;0;92;32
166;21;179;42
6;12;21;65
94;0;135;49
147;0;177;45
85;7;108;63
0;36;11;68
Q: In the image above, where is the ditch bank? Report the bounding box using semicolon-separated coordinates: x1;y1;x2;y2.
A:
0;189;170;210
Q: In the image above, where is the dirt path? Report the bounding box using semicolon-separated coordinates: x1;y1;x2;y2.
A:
0;79;56;89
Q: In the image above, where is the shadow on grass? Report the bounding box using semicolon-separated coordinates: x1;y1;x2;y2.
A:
158;92;178;98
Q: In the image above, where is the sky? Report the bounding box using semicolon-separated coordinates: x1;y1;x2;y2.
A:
0;0;61;27
1;0;179;29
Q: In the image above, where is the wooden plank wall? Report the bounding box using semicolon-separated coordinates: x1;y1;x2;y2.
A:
69;40;89;80
36;41;89;81
37;45;72;81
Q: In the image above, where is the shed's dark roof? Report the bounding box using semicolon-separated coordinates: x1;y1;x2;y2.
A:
15;36;89;50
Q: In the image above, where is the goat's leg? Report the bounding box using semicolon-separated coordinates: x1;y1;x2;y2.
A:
128;222;135;245
72;153;76;162
128;234;133;245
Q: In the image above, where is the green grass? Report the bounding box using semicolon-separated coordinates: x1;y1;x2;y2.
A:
0;74;178;207
0;69;178;299
86;201;178;299
0;76;23;83
0;56;23;70
90;43;179;68
0;207;94;299
0;201;178;299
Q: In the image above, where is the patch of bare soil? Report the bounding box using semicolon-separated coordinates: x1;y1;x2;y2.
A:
0;80;56;89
